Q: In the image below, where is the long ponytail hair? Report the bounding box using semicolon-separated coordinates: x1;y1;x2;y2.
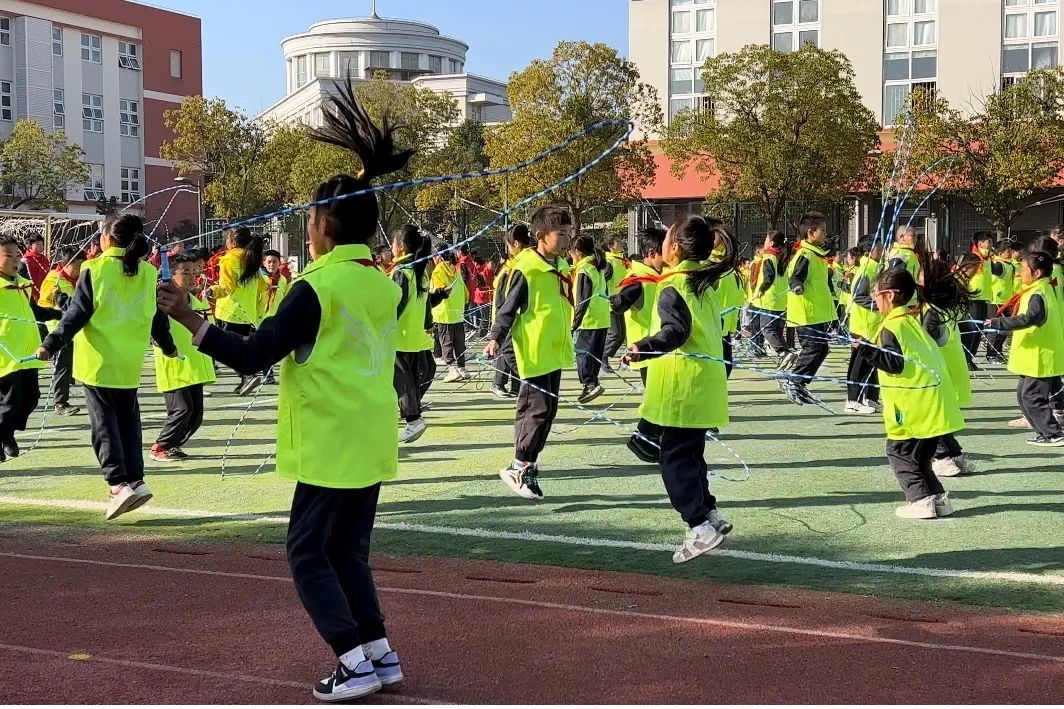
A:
226;227;264;284
392;224;429;295
670;215;737;298
308;77;414;246
920;256;972;323
103;214;148;277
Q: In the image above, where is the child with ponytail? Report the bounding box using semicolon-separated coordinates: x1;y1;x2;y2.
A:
570;235;610;403
36;245;86;416
36;215;177;519
489;224;532;399
624;216;734;563
391;224;434;444
212;226;266;395
853;266;965;519
158;78;411;701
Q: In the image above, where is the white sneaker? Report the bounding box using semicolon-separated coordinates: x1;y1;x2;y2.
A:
895;495;937;520
458;368;472;380
399;418;427;444
498;461;539;501
1007;416;1033;429
443;366;462;383
105;484;139;520
953;453;973;474
708;508;733;535
844;401;876;415
672;522;725;564
934;492;955;517
433;356;448;366
931;457;963;477
860;399;882;413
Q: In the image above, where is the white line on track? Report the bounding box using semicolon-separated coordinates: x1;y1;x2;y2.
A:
1;550;1062;664
2;496;1063;587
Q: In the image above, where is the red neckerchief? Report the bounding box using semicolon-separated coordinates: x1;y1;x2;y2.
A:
264;271;282;310
53;266;78;287
750;248;781;288
996;278;1058;317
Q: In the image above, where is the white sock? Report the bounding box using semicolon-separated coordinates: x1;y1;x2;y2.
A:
338;646;367;670
361;637;391;660
691;521;713;536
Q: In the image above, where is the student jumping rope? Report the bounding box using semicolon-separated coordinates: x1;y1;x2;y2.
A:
489;224;532;400
961;232;994;370
783;212;836;405
749;230;793;367
624;216;735;562
0;238;46;464
985;250;1064;447
158;80;410;702
570;235;610;404
36;246;86;416
844;236;884;414
212;226;266;395
36;215;177;519
485;204;575;502
602;234;628;368
431;249;469;383
390;224;434;444
985;240;1017;365
260;249;291;385
150;252;215;462
853;265;966;519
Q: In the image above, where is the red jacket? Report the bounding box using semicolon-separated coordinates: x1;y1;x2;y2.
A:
473;262;494;305
22;250;50;300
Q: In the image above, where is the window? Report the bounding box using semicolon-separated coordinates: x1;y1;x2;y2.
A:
170;50;183;78
886;23;908;46
773;32;794;51
696;8;714;32
53;89;65;129
1035;10;1057;36
429;55;442;73
0;17;9;46
1005;0;1028;5
469;104;482;123
401;52;419;70
296;55;307;86
368;51;390;68
1034;40;1059;67
120;167;141;203
887;0;908;15
1007;13;1030;38
672;10;690;32
696;38;714;61
772;0;820;51
882;0;938;125
120;99;139;137
82;93;103;133
449;58;460;73
670;0;716;125
671;40;691;63
773;1;793;24
118;42;141;70
913;20;936;44
0;81;11;121
313;52;330;78
84;164;105;202
338;51;358;76
799;0;819;22
1003;1;1059;83
914;0;935;12
670;67;693;94
52;27;63;56
81;33;102;63
799;29;819;46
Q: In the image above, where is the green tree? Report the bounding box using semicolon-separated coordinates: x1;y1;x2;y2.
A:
484;41;663;235
416;119;496;237
0;120;88;210
663;44;879;230
895;69;1064;234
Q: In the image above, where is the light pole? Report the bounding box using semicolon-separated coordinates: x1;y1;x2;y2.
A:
174;176;203;246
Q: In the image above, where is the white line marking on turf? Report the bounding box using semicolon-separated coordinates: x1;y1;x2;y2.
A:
1;551;1062;664
0;642;440;704
2;496;1062;587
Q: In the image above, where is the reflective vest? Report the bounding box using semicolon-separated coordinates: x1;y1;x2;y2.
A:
714;268;744;335
510;248;574;379
604;251;627;295
73;247;158;389
621;260;660;370
572;255;611;330
639;260;728;429
888;244;921;282
276;243;400;489
876;306;964;441
0;274;45;377
847;256;882;339
261;272;291;319
967;250;993;301
37;268;77;333
430;261;467;325
491;257;515;323
392;254;433;353
785;241;835;326
215;248;265;325
989;258;1016;305
556;255;571;279
154;293;216;392
750;252;787;312
1007;278;1064;378
1012;259;1024;293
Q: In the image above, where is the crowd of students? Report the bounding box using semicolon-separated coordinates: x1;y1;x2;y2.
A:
1;81;1063;702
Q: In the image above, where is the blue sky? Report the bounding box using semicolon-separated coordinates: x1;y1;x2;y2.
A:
151;0;628;114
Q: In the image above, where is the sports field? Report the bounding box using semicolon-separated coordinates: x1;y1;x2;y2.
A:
2;348;1061;613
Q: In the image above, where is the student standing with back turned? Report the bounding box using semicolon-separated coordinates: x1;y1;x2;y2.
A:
570;235;610;403
783;212;836;405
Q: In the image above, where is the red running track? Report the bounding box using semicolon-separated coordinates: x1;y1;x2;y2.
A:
0;534;1061;704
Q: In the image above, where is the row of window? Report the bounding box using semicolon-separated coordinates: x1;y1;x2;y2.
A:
41;91;140;136
84;164;140;203
292;51;464;88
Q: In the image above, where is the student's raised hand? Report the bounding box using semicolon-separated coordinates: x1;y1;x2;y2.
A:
484;339;499;358
157;281;192;317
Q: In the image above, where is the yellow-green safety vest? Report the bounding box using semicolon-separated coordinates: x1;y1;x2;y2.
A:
989;258;1016;306
1006;278;1064;378
604;251;626;295
392;255;433;353
967;251;993;301
785;241;836;326
430;261;467;325
37;269;76;333
276;243;400;489
888;244;921;282
261;273;291;319
621;260;660;371
639;260;728;429
73;247;158;389
750;253;788;312
847;256;883;340
214;248;265;325
876;306;965;440
154;293;216;392
0;274;45;377
572;256;611;330
510;248;574;379
714;268;744;335
928;307;971;408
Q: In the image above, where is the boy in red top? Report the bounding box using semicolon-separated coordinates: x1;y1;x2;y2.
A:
472;257;494;337
19;236;50;301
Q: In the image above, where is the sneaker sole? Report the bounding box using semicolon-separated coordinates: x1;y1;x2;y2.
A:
672;532;726;564
498;470;537;500
237;378;263;396
126;491;153;513
105;494;141;521
714;521;734;535
580;388;604;404
400;427;427;444
1028;439;1064;447
626;438;659;464
312;680;383;702
934;504;956;517
378;671;404;687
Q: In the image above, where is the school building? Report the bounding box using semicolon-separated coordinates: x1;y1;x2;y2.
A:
0;0;202;230
628;0;1064;251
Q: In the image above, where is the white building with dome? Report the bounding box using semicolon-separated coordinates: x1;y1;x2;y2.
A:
258;11;511;129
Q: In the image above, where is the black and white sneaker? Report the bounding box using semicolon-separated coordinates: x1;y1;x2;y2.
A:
371;651;404;687
237;375;263;397
524;466;544;500
626;433;660;463
312;660;382;702
1028;434;1064;447
577;383;604;404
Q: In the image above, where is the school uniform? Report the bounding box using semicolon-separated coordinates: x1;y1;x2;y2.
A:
749;249;789;355
571;255;611;387
192;242;400;658
612;260;664;447
430;261;468;368
987;278;1064;440
961;249;993;363
489;248;574;464
153;294;215;453
633;260;728;529
603;251;628;359
390;255;434;422
785;241;836;381
41;247;175;486
713;267;744;378
490;260;519;395
858;306;965;502
214;249;266;388
846;255;883;404
922;305;971;461
984;258;1014;361
0;273;46;455
37;268;79;408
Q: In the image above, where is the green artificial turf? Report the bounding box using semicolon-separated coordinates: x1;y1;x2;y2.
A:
2;350;1062;613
